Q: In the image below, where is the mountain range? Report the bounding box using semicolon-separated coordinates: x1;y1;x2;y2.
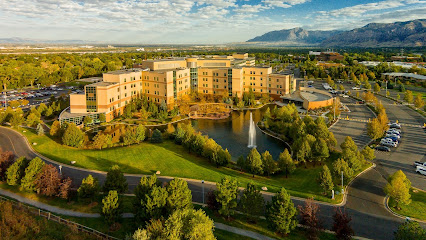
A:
247;19;425;47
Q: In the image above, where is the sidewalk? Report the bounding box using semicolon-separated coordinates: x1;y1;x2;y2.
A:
0;187;272;240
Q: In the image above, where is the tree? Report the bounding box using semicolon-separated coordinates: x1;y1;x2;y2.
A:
399;84;406;92
102;190;122;225
35;164;61;196
298;198;322;240
312;138;329;165
36;123;44;135
237;155;246;171
246;148;263;177
261;151;277;176
165;178;193;214
384;170;411;209
103;165;128;194
58;177;72;200
404;90;413;103
151;129;163;143
319;165;334;196
394;221;426;240
77;174;100;200
134;174;164;222
9;112;24;128
278;149;296;178
50;120;61;137
414;95;424;109
26;113;40;127
135;124;146;143
99;113;106;122
397;93;401;101
367;118;383;140
0;149;14;181
215;177;239;219
163;208;215;240
83;116;93;127
92;132;112;149
332;158;353;184
62;123;85;148
143;185;168;220
6;157;27;186
361;146;375;161
239;183;264;221
332;208;354;240
266;187;297;235
20;157;44;191
373;83;380;93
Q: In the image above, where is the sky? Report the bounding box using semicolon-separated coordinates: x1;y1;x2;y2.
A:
1;0;425;44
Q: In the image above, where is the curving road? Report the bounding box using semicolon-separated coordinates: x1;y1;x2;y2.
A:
0;112;423;240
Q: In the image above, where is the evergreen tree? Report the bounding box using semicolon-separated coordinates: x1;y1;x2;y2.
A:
319;165;334;196
103;165;128;194
239;183;265;221
166;178;193;214
266;187;297;235
312;138;329;165
6;157;27;186
20;157;45;191
261;151;277;176
151;129;163;143
144;185;168;220
136;124;146;143
278;149;295;178
246;148;263;177
77;174;100;200
134;174;162;221
216;177;239;219
102;190;122;225
36;123;44;135
237;155;246;171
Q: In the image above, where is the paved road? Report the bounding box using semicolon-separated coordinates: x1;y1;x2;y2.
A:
373;95;426;190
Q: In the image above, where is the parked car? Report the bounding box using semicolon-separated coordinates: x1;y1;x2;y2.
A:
381;142;397;148
384;136;399;143
386;133;400;139
375;146;391;152
352;86;360;90
387;129;401;135
414;161;426;168
388;122;401;128
341;94;349;98
416;166;426;176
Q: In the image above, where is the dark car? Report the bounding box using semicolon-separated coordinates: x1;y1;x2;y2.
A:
375;146;391;152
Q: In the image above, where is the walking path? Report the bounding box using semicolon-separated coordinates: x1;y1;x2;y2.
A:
0;187;271;240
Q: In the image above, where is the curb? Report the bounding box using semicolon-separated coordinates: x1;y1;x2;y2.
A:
341;163;376;206
384;193;426;224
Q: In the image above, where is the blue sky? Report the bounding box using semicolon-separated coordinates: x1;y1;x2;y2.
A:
1;0;425;44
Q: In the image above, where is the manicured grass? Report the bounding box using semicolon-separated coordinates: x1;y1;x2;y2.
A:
197;205;335;240
0;182;134;213
65;216;137;239
20;128;369;203
389;189;426;221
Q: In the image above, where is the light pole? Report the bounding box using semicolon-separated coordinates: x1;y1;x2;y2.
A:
333;97;336;121
59;165;62;175
201;180;205;205
341;171;344;194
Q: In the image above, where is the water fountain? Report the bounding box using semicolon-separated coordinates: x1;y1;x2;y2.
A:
248;112;256;148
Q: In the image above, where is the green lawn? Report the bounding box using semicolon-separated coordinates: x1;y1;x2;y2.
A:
0;182;134;213
197;205;335;240
20;128;368;203
389;189;426;221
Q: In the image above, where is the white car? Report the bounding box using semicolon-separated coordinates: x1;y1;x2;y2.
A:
387;129;401;135
342;94;349;98
352;86;360;90
381;141;397;148
416;166;426;176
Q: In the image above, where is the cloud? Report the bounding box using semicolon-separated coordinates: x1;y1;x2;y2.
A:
262;0;310;8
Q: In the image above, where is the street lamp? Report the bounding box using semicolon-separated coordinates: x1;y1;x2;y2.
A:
341;171;344;194
201;180;205;205
59;165;62;175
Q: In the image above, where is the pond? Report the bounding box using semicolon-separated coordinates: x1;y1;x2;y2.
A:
191;105;290;161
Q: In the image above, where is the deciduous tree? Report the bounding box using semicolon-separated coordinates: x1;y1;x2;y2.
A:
20;157;45;191
395;221;426;240
49;120;61;137
332;208;354;240
35;164;61;197
384;170;411;209
58;177;72;200
62;123;85;148
298;198;322;240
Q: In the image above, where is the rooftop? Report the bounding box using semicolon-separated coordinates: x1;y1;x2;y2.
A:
87;81;118;87
104;69;142;75
382;72;426;80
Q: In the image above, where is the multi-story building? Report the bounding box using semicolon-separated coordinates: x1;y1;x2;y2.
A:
61;53;296;125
